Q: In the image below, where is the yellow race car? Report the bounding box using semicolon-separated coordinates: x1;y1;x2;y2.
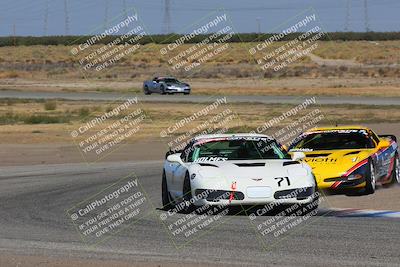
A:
289;126;399;194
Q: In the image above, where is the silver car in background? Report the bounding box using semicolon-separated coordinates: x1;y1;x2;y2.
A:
143;77;191;95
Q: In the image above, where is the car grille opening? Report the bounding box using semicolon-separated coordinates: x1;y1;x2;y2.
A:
324;177;343;182
195;189;245;201
274;187;314;200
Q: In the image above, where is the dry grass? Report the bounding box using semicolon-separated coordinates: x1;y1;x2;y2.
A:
1;99;399;144
0;41;399;97
1;41;398;65
312;40;400;64
0;41;398;82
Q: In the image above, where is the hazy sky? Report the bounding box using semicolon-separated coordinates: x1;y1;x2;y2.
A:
0;0;399;36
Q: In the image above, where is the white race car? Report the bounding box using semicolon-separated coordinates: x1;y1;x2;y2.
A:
162;134;319;213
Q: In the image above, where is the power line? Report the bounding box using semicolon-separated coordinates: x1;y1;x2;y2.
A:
162;0;172;34
64;0;70;35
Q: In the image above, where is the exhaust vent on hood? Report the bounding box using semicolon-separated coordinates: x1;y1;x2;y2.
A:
344;151;361;156
283;161;300;166
234;163;266;167
307;153;331;158
198;163;219;167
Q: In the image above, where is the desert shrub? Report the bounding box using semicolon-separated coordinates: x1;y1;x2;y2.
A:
44;100;57;110
0;112;20;124
0;112;69;124
0;71;19;78
23;115;68;124
78;107;90;117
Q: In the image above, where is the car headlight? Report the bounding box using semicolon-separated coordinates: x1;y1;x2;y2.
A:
287;167;308;177
347;173;363;180
342;159;369;180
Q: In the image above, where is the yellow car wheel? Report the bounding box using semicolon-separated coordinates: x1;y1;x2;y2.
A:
392;153;400;184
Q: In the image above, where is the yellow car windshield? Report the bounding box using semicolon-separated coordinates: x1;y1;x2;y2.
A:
291;131;375;151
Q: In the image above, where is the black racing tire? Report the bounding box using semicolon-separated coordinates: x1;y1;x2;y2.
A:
162;170;174;210
182;172;195;213
391;153;399;184
365;159;376;194
297;185;319;216
144;85;151;95
160;85;167;95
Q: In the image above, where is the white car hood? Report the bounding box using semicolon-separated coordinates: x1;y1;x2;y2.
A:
191;160;309;180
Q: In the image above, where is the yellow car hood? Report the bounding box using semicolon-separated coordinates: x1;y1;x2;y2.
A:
300;149;374;182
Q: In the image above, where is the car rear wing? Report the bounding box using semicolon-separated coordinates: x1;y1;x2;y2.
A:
378;134;397;143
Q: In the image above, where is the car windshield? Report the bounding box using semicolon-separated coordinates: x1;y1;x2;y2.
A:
187;138;291;162
290;130;375;151
162;78;179;83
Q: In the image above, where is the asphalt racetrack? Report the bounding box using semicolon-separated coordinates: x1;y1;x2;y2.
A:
1;160;399;266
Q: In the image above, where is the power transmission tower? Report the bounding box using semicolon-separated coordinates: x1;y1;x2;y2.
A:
13;23;16;46
344;0;350;31
104;0;109;31
122;0;128;34
43;0;49;36
162;0;172;34
364;0;370;32
122;0;128;19
64;0;70;35
256;17;261;34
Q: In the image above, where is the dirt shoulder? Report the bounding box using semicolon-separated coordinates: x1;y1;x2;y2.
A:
0;142;166;167
0;122;398;167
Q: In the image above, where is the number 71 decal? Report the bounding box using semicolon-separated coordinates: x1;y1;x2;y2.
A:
275;177;291;187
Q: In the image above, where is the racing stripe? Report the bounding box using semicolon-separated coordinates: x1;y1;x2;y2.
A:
382;156;396;183
331;181;342;189
374;141;394;157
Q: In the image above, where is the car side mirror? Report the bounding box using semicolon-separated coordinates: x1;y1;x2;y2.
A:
167;154;184;164
377;139;391;149
292;152;306;161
